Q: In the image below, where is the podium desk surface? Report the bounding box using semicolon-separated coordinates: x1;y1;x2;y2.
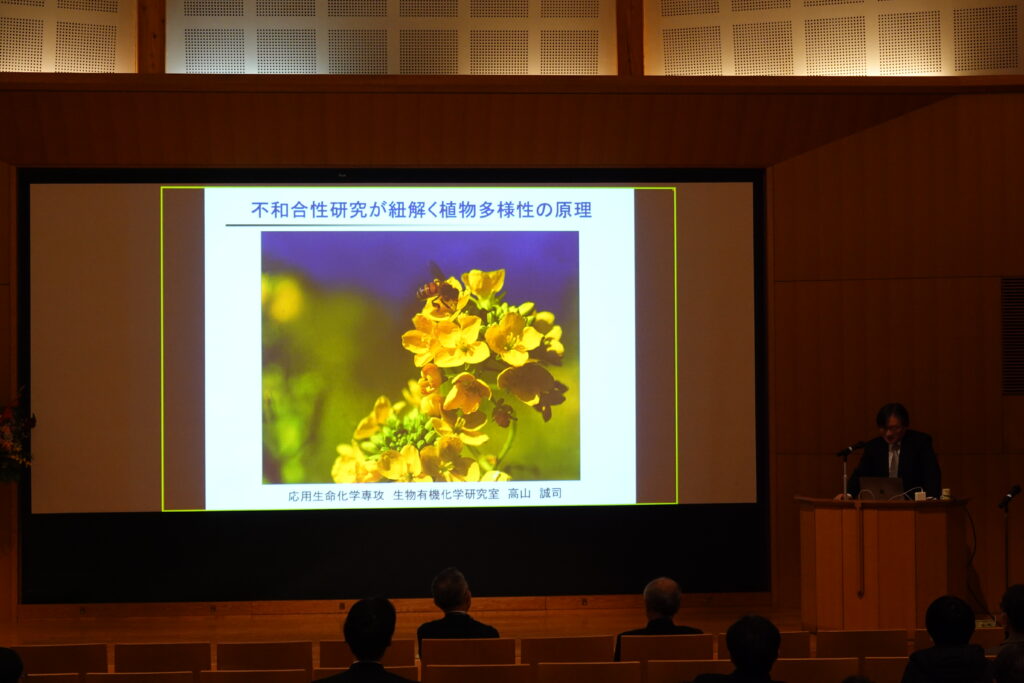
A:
794;496;968;509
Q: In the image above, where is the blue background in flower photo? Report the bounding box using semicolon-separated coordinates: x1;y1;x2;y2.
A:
261;231;580;485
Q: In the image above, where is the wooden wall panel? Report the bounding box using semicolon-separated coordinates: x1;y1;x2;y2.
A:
773;94;1024;283
770;93;1024;612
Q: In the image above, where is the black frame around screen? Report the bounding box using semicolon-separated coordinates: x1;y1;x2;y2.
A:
17;168;769;603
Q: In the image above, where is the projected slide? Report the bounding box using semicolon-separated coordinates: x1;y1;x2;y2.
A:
198;187;643;511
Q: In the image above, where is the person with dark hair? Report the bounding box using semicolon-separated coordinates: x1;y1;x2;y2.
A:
847;402;941;499
1000;585;1024;651
314;597;413;682
613;577;701;661
692;615;782;683
994;642;1024;683
0;648;22;683
902;595;990;683
416;567;498;654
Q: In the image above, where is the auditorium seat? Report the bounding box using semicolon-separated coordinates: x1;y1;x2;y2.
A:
772;657;860;683
618;634;714;661
815;629;909;657
520;635;615;664
419;638;516;665
314;665;419;680
912;627;1005;651
645;659;732;683
199;670;308;683
113;643;211;673
15;644;107;675
862;656;909;683
319;639;416;667
537;661;642;683
26;676;83;683
85;674;195;683
717;631;811;659
214;642;312;674
422;663;531;683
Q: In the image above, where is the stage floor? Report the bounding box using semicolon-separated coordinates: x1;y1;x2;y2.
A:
3;594;797;647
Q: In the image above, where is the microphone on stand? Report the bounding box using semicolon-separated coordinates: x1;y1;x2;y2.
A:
836;441;867;457
998;484;1021;510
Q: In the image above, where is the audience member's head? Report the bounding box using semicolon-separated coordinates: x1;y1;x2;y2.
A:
343;597;396;663
1001;585;1024;636
994;643;1024;683
0;647;23;683
431;567;471;613
725;615;780;676
925;595;975;647
643;577;681;620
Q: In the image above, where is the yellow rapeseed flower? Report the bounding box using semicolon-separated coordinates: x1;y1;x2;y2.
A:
431;409;489;446
433;315;490;368
353;395;395;440
497;362;555;406
530;310;565;362
332;442;382;483
401;314;442;367
421;436;482;482
380;444;433;482
461;269;505;299
443;372;492;414
484;311;543;367
266;276;304;322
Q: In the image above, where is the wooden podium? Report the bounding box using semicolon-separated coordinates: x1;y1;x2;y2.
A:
796;496;967;631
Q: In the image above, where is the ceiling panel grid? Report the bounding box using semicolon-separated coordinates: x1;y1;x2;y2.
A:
166;0;616;74
645;0;1023;75
0;0;136;72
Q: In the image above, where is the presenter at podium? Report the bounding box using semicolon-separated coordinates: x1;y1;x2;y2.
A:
847;403;941;499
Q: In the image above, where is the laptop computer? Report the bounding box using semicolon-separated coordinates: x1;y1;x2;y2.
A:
859;476;905;500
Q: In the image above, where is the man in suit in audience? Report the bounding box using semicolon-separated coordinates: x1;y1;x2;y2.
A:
692;615;782;683
847;403;941;499
902;595;990;683
994;643;1024;683
1000;585;1024;651
614;577;701;661
416;567;499;654
315;597;414;683
0;648;22;683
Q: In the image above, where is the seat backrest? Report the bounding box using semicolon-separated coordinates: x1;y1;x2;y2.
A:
214;642;312;673
718;631;811;660
536;661;641;683
15;644;107;675
816;629;909;658
314;665;419;681
520;636;615;664
114;643;211;673
862;656;910;683
319;639;416;667
198;670;308;683
26;675;83;683
645;659;732;683
85;673;195;683
619;634;714;661
422;664;531;683
772;657;860;683
420;638;516;665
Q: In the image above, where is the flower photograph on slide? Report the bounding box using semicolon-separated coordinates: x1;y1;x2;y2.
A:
261;231;579;486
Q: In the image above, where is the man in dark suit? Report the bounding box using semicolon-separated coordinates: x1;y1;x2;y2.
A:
315;597;414;682
692;615;783;683
848;403;941;499
614;577;701;661
416;567;498;654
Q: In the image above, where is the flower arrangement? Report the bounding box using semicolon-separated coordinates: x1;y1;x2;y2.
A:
0;393;35;482
331;268;568;484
